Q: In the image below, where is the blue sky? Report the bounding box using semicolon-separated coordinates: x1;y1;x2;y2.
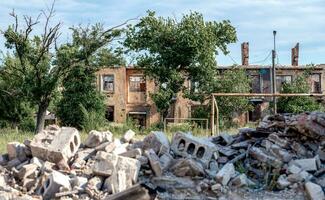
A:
0;0;325;66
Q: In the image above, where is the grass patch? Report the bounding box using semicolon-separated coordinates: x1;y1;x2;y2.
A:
0;128;34;154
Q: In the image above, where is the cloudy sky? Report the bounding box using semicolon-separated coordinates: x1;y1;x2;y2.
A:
0;0;324;66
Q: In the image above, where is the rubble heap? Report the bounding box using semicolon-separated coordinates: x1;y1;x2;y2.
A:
0;112;324;200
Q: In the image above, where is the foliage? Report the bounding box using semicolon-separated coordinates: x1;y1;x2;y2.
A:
124;11;237;118
80;105;107;133
0;5;124;132
278;74;324;113
0;56;35;131
56;24;126;129
215;68;253;127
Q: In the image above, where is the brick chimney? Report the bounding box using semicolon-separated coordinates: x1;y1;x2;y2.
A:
241;42;249;66
291;43;299;66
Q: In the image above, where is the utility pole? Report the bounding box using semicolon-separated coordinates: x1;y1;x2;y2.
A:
272;30;277;114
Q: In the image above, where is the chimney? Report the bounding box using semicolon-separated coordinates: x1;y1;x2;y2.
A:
241;42;249;66
291;43;299;66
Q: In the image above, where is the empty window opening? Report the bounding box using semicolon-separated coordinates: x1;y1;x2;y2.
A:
187;143;195;155
102;75;114;92
129;75;146;92
105;106;114;122
197;147;205;158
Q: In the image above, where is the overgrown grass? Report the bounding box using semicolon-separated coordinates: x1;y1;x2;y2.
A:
0;128;34;154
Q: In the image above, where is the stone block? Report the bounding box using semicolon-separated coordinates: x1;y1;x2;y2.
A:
170;158;204;177
122;129;136;143
145;149;162;176
215;163;236;186
70;176;88;189
87;176;104;191
84;130;113;148
119;148;142;158
277;175;291;189
159;153;174;171
267;134;289;149
292;158;317;171
142;131;170;155
304;182;325;200
171;132;218;168
103;153;140;194
7;142;27;161
230;174;249;187
16;163;38;180
40;170;71;200
249;147;282;168
30;127;80;164
92;151;117;177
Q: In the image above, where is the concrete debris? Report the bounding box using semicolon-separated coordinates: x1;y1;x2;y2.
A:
84;130;113;148
170;158;204;177
30;127;80;164
121;129;136;143
215;163;236;186
304;182;325;200
142;131;170;155
0;112;324;199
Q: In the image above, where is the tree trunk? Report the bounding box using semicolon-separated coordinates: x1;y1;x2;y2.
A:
35;101;48;134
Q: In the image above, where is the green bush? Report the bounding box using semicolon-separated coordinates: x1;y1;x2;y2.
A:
278;75;324;113
80;105;107;133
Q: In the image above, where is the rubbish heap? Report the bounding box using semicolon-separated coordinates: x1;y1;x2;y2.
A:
0;111;324;200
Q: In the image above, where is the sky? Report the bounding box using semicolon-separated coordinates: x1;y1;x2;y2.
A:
0;0;325;66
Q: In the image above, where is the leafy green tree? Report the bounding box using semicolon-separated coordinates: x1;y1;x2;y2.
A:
124;11;237;118
56;28;125;128
1;5;124;133
278;74;323;113
0;69;35;130
214;68;252;127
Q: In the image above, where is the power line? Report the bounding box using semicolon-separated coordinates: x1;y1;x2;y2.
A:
227;54;238;65
250;51;272;64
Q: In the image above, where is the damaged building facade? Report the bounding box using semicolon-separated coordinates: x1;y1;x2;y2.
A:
96;43;325;127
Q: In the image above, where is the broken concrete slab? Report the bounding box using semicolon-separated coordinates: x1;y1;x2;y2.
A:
92;152;116;177
267;134;289;149
159;153;174;171
171;132;218;168
104;183;150;200
291;158;318;172
230;174;249;188
30;127;80;164
84;130;113;148
119;148;142;158
142;131;170;155
121;130;136;143
103;153;141;194
277;175;291;189
7;142;27;161
170;158;205;177
145;149;162;177
249;147;283;168
40;170;71;200
304;182;325;200
16;163;38;180
216;163;236;186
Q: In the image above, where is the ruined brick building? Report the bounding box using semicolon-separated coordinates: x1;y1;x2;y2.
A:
96;43;325;127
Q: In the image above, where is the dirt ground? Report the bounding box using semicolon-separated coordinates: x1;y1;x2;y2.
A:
224;188;306;200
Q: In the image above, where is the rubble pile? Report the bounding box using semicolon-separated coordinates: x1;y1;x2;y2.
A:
0;112;324;200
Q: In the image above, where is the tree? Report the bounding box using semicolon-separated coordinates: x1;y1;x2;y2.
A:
0;62;35;130
56;29;126;128
1;3;126;133
124;11;237;118
278;74;324;113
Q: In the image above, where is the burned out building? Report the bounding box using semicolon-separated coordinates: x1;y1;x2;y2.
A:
96;43;325;127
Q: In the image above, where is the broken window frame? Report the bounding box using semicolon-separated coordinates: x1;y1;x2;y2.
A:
310;73;322;93
101;74;114;93
129;75;146;92
276;75;292;92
